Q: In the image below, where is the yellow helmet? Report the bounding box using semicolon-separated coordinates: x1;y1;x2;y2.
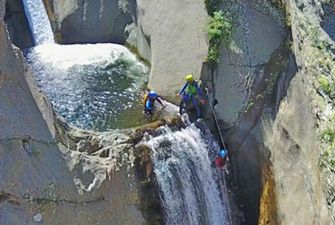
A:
185;74;194;82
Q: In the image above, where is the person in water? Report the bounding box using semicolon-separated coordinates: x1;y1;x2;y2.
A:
215;149;228;169
144;90;164;116
178;74;205;118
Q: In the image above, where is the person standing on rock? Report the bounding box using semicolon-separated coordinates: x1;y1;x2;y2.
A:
143;90;164;116
178;74;205;118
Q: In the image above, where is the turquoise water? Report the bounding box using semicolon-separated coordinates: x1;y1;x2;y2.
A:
26;43;149;131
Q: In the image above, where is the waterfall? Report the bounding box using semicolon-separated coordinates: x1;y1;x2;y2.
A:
22;0;55;45
143;121;230;225
21;0;231;223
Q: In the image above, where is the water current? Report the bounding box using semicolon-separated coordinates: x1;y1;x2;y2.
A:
22;0;231;223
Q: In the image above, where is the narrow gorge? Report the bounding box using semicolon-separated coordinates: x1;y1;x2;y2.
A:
1;0;335;225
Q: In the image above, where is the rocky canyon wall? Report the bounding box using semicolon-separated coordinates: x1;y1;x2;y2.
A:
42;0;335;224
204;0;334;224
3;0;33;49
277;0;335;223
3;0;335;224
202;0;289;223
0;2;151;224
264;0;335;224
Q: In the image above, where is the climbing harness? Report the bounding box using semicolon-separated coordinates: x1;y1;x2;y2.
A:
179;80;204;118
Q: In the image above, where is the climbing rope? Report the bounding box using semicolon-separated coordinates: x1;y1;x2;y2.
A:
205;87;233;225
205;87;227;150
221;170;233;225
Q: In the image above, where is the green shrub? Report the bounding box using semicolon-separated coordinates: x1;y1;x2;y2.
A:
318;76;332;95
320;145;335;169
207;46;219;63
208;10;232;44
206;10;232;63
320;127;335;143
319;128;335;170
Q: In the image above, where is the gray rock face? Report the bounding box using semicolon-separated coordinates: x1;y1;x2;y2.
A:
4;0;333;224
207;0;334;224
285;0;335;223
214;0;285;124
0;6;146;224
203;1;287;222
0;0;5;19
129;0;208;99
264;72;330;225
4;0;34;49
47;0;135;44
0;24;51;142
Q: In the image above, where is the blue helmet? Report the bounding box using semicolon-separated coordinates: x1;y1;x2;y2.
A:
149;90;157;98
219;149;227;158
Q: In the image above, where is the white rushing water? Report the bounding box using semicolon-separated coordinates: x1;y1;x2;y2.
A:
22;0;231;222
22;0;55;45
25;43;149;130
22;0;150;130
143;120;230;225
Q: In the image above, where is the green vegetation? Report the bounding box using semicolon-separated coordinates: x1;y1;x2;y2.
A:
318;75;332;95
319;139;335;169
206;10;232;63
306;25;335;100
319;116;335;169
320;127;335;143
314;41;335;100
308;25;335;173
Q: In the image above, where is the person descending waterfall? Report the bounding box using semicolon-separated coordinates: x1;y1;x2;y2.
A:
215;149;228;169
144;90;164;116
178;74;205;118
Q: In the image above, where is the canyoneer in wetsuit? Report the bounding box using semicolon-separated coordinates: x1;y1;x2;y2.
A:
215;149;228;169
143;90;164;116
178;74;205;118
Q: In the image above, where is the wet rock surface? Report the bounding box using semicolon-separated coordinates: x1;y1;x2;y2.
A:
205;0;334;224
213;0;286;125
3;0;33;49
3;0;335;224
258;163;278;225
1;0;189;222
44;0;134;44
203;0;288;223
0;8;160;224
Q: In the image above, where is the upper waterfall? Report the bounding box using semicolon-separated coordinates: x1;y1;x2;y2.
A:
22;0;55;45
